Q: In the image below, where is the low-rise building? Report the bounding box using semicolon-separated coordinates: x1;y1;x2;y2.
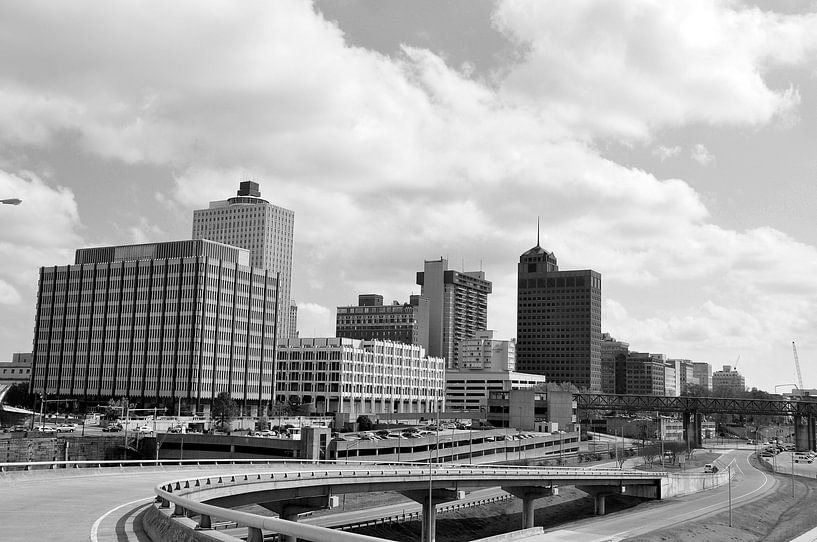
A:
0;353;33;386
445;370;546;411
486;387;577;432
276;338;444;418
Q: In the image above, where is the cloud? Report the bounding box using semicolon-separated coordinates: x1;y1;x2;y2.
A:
652;145;682;161
492;0;817;140
1;0;817;387
690;143;715;165
0;169;84;352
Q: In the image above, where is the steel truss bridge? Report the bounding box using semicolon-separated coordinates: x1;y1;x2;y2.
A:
575;393;817;450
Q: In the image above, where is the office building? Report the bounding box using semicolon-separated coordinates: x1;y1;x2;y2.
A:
712;365;746;396
289;301;298;339
192;180;294;338
669;359;695;394
601;333;629;393
692;362;712;391
275;337;444;418
486;387;578;432
0;353;33;386
516;241;602;390
458;330;515;371
336;294;429;350
416;259;491;368
613;352;666;396
445;370;546;411
30;240;279;414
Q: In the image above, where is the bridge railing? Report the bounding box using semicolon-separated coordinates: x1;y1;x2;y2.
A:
153;463;667;542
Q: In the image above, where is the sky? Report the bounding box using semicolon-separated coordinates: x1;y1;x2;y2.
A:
1;0;816;393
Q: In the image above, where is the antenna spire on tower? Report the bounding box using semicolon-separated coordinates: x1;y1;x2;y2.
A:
537;216;540;247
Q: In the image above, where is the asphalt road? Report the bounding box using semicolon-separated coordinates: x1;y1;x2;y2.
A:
0;448;775;542
539;448;776;541
0;464;302;542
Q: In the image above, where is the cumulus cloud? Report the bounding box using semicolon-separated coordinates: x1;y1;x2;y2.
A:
1;1;817;386
492;0;816;140
690;143;715;165
0;169;84;352
652;145;682;161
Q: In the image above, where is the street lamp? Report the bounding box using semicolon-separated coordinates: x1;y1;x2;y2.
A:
1;198;21;205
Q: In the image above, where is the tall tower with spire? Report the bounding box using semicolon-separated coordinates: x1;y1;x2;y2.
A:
192;180;295;339
516;226;602;391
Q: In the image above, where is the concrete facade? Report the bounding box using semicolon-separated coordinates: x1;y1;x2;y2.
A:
445;370;547;411
458;330;515;371
712;365;746;395
486;388;577;432
516;244;602;391
0;353;33;385
336;293;430;351
276;337;445;418
416;259;492;369
30;240;279;413
192;180;295;339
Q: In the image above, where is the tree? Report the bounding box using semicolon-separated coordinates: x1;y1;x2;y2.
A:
211;392;239;431
104;397;127;421
357;415;373;431
3;383;33;408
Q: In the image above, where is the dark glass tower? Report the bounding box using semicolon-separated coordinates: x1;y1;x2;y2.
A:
516;240;602;391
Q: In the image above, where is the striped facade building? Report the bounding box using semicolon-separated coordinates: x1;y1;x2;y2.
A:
30;240;279;414
276;337;445;418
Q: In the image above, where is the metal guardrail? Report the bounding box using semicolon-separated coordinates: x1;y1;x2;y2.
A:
0;457;306;473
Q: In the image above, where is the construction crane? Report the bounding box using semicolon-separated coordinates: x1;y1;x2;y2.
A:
792;341;804;390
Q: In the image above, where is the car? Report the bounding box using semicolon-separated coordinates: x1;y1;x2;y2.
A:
135;425;153;434
35;426;57;433
10;425;28;432
704;464;719;473
102;424;123;432
167;425;184;434
795;457;813;464
56;424;76;433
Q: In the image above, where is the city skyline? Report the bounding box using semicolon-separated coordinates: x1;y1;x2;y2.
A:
1;1;817;394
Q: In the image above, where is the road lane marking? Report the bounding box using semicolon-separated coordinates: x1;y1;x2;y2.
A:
89;496;153;542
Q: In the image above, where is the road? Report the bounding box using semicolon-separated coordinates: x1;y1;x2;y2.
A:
539;448;776;541
0;448;776;542
0;464;303;542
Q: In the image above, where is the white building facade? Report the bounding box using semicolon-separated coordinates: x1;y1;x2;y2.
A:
192;180;295;339
458;330;515;371
276;338;445;418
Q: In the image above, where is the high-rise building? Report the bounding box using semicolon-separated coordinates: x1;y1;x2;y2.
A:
192;180;294;339
289;300;299;339
30;240;279;414
614;352;666;396
516;242;602;391
276;337;445;417
416;259;491;368
692;362;712;391
712;365;746;396
336;294;429;350
601;333;629;393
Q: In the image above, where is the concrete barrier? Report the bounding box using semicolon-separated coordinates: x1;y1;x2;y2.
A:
661;470;731;498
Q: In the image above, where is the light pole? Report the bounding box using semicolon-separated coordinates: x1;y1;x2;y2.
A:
0;198;22;205
727;463;733;527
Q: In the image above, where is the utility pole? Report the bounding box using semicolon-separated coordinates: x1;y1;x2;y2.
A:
728;463;733;527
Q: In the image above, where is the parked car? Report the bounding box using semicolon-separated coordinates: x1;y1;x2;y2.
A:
34;426;57;434
704;464;719;473
135;425;153;434
102;423;123;432
167;425;184;434
56;424;77;433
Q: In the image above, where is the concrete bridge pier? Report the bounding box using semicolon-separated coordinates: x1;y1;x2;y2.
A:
402;488;464;542
261;496;335;542
503;486;556;528
682;412;702;449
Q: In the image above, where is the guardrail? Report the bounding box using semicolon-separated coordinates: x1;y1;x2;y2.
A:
0;457;309;473
153;463;668;542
